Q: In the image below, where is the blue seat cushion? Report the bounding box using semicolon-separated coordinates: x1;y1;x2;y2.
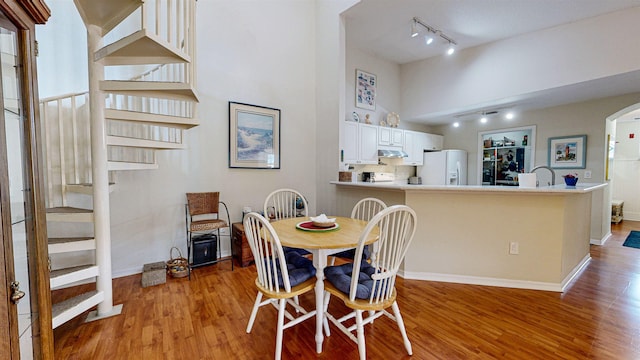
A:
283;246;312;256
332;245;371;261
266;251;316;288
324;262;377;300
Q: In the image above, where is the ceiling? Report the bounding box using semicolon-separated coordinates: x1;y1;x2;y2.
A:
343;0;640;124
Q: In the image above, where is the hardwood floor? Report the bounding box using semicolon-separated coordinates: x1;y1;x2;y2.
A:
53;221;640;359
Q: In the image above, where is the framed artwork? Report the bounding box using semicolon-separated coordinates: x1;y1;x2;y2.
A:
548;135;587;169
229;102;280;169
355;69;376;110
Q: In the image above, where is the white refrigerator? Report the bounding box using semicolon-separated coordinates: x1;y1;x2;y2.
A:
418;150;468;185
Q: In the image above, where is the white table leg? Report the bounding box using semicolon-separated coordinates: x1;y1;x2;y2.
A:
313;250;327;353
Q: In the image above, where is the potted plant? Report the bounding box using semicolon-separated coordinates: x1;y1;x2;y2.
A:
563;173;579;186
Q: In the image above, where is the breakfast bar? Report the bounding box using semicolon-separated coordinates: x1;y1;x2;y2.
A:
331;181;607;292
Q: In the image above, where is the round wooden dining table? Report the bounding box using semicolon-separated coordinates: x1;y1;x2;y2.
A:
269;216;378;354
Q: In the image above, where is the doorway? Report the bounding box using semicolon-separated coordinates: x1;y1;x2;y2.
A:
605;103;640;228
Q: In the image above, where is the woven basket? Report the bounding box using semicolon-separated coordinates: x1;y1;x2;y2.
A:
167;247;189;278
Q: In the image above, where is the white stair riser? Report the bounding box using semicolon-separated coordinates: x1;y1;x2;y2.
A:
105;109;198;129
107;135;185;149
46;213;94;222
50;266;100;289
108;161;159;171
48;239;96;254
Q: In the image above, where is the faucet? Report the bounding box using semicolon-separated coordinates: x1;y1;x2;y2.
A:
530;165;556;187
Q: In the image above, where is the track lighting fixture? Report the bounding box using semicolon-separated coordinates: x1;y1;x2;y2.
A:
411;19;419;38
411;17;457;55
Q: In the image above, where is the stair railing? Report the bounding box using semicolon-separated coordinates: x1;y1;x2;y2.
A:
40;92;91;207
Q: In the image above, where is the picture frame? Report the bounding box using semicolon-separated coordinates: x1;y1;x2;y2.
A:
229;102;280;169
548;135;587;169
355;69;376;110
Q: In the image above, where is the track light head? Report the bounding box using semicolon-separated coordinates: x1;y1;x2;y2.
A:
425;34;434;45
447;42;455;55
411;20;419;38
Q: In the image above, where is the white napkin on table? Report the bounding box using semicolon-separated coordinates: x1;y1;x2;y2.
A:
310;214;335;223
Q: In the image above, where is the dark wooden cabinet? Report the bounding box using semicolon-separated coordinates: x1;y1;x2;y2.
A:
232;223;254;267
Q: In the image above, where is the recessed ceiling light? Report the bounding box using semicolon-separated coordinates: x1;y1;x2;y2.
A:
480;117;488;123
505;112;514;120
453;122;460;127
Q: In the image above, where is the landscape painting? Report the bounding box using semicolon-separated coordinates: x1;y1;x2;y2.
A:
229;102;280;169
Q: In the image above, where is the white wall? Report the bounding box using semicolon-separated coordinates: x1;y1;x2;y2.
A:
400;7;640;121
612;120;640;221
36;0;88;99
345;47;400;127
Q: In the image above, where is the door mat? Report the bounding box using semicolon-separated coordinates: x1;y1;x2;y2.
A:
622;231;640;249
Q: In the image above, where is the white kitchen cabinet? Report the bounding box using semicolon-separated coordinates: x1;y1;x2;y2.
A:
402;130;426;165
424;133;443;151
342;121;378;165
378;127;403;147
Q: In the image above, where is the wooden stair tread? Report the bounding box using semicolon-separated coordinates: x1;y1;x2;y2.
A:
99;80;199;102
74;0;142;36
105;109;199;129
52;290;104;329
96;29;190;65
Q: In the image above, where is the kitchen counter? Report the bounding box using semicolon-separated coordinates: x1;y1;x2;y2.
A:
332;180;608;292
331;180;607;194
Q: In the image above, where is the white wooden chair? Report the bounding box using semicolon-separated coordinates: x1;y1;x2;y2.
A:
331;197;387;265
243;212;316;360
264;188;310;256
263;188;308;220
323;205;417;360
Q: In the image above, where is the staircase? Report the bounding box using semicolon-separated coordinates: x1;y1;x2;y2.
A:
41;0;198;329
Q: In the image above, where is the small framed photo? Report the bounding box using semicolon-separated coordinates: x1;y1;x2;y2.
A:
548;135;587;169
229;102;280;169
355;69;376;110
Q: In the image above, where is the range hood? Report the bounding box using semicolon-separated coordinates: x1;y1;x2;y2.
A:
378;149;408;158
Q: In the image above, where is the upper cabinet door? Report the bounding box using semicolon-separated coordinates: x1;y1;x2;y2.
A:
358;123;378;164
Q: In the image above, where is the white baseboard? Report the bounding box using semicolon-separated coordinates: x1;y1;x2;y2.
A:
400;254;591;293
111;249;233;279
591;232;612;245
623;211;640;221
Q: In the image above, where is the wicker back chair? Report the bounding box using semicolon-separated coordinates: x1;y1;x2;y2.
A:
185;192;232;273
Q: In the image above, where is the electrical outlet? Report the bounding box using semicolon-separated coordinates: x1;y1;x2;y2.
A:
584;170;592;179
509;242;519;255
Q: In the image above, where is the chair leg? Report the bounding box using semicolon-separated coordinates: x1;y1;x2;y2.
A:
391;301;412;355
246;292;263;333
275;298;287;360
355;310;366;360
